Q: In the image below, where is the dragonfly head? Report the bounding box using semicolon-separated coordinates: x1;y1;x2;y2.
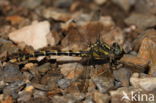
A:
110;42;124;59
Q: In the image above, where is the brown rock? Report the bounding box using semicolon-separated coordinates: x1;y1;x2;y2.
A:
93;91;110;103
120;54;149;69
60;63;84;79
135;0;156;14
125;13;156;30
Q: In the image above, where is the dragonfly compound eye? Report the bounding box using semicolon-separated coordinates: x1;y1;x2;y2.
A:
111;42;123;56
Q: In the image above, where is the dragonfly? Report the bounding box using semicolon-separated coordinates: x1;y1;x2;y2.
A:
4;40;124;66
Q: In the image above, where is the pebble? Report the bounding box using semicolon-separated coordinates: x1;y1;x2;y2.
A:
125;13;156;30
130;73;156;92
20;0;42;9
41;73;62;90
52;93;85;103
53;0;73;8
137;29;156;74
57;78;72;89
120;54;149;70
17;91;32;103
37;63;51;75
113;68;132;87
135;0;156;14
3;81;25;99
0;38;19;56
0;81;5;90
93;91;110;103
0;64;23;82
101;27;124;46
9;21;51;50
112;0;136;11
43;8;71;21
60;63;84;79
92;75;114;93
94;0;107;5
33;90;46;99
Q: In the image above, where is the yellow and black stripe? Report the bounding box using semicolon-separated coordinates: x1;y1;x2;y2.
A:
7;50;89;63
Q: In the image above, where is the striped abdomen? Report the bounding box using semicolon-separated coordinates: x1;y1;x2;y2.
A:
8;50;89;63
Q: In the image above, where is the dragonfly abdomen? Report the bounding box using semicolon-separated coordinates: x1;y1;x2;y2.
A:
8;50;89;63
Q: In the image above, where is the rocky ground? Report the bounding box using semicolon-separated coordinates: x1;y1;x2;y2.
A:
0;0;156;103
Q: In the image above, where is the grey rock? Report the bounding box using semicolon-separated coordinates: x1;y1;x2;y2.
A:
17;91;32;102
93;91;110;103
0;64;23;82
125;13;156;30
92;76;114;93
135;0;156;14
38;63;51;75
57;78;72;89
113;68;132;87
53;0;73;8
84;97;94;103
112;0;136;11
0;80;6;90
20;0;42;9
41;73;62;90
0;38;19;55
33;90;46;99
3;81;25;99
52;93;85;103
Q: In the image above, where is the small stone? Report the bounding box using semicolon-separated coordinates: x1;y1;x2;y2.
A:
9;21;51;50
138;37;156;62
43;8;71;21
57;78;71;89
101;27;124;46
53;0;73;8
17;91;32;102
125;13;156;30
94;0;107;5
83;97;94;103
24;85;34;92
93;91;110;103
60;63;84;79
113;68;132;87
120;54;149;69
112;0;135;11
20;0;42;9
130;73;156;92
37;63;51;75
135;0;156;14
52;93;85;103
0;38;19;56
41;73;62;90
33;90;46;99
0;64;23;82
23;72;33;82
6;15;25;25
92;75;114;93
0;81;5;90
1;96;13;103
3;81;25;99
